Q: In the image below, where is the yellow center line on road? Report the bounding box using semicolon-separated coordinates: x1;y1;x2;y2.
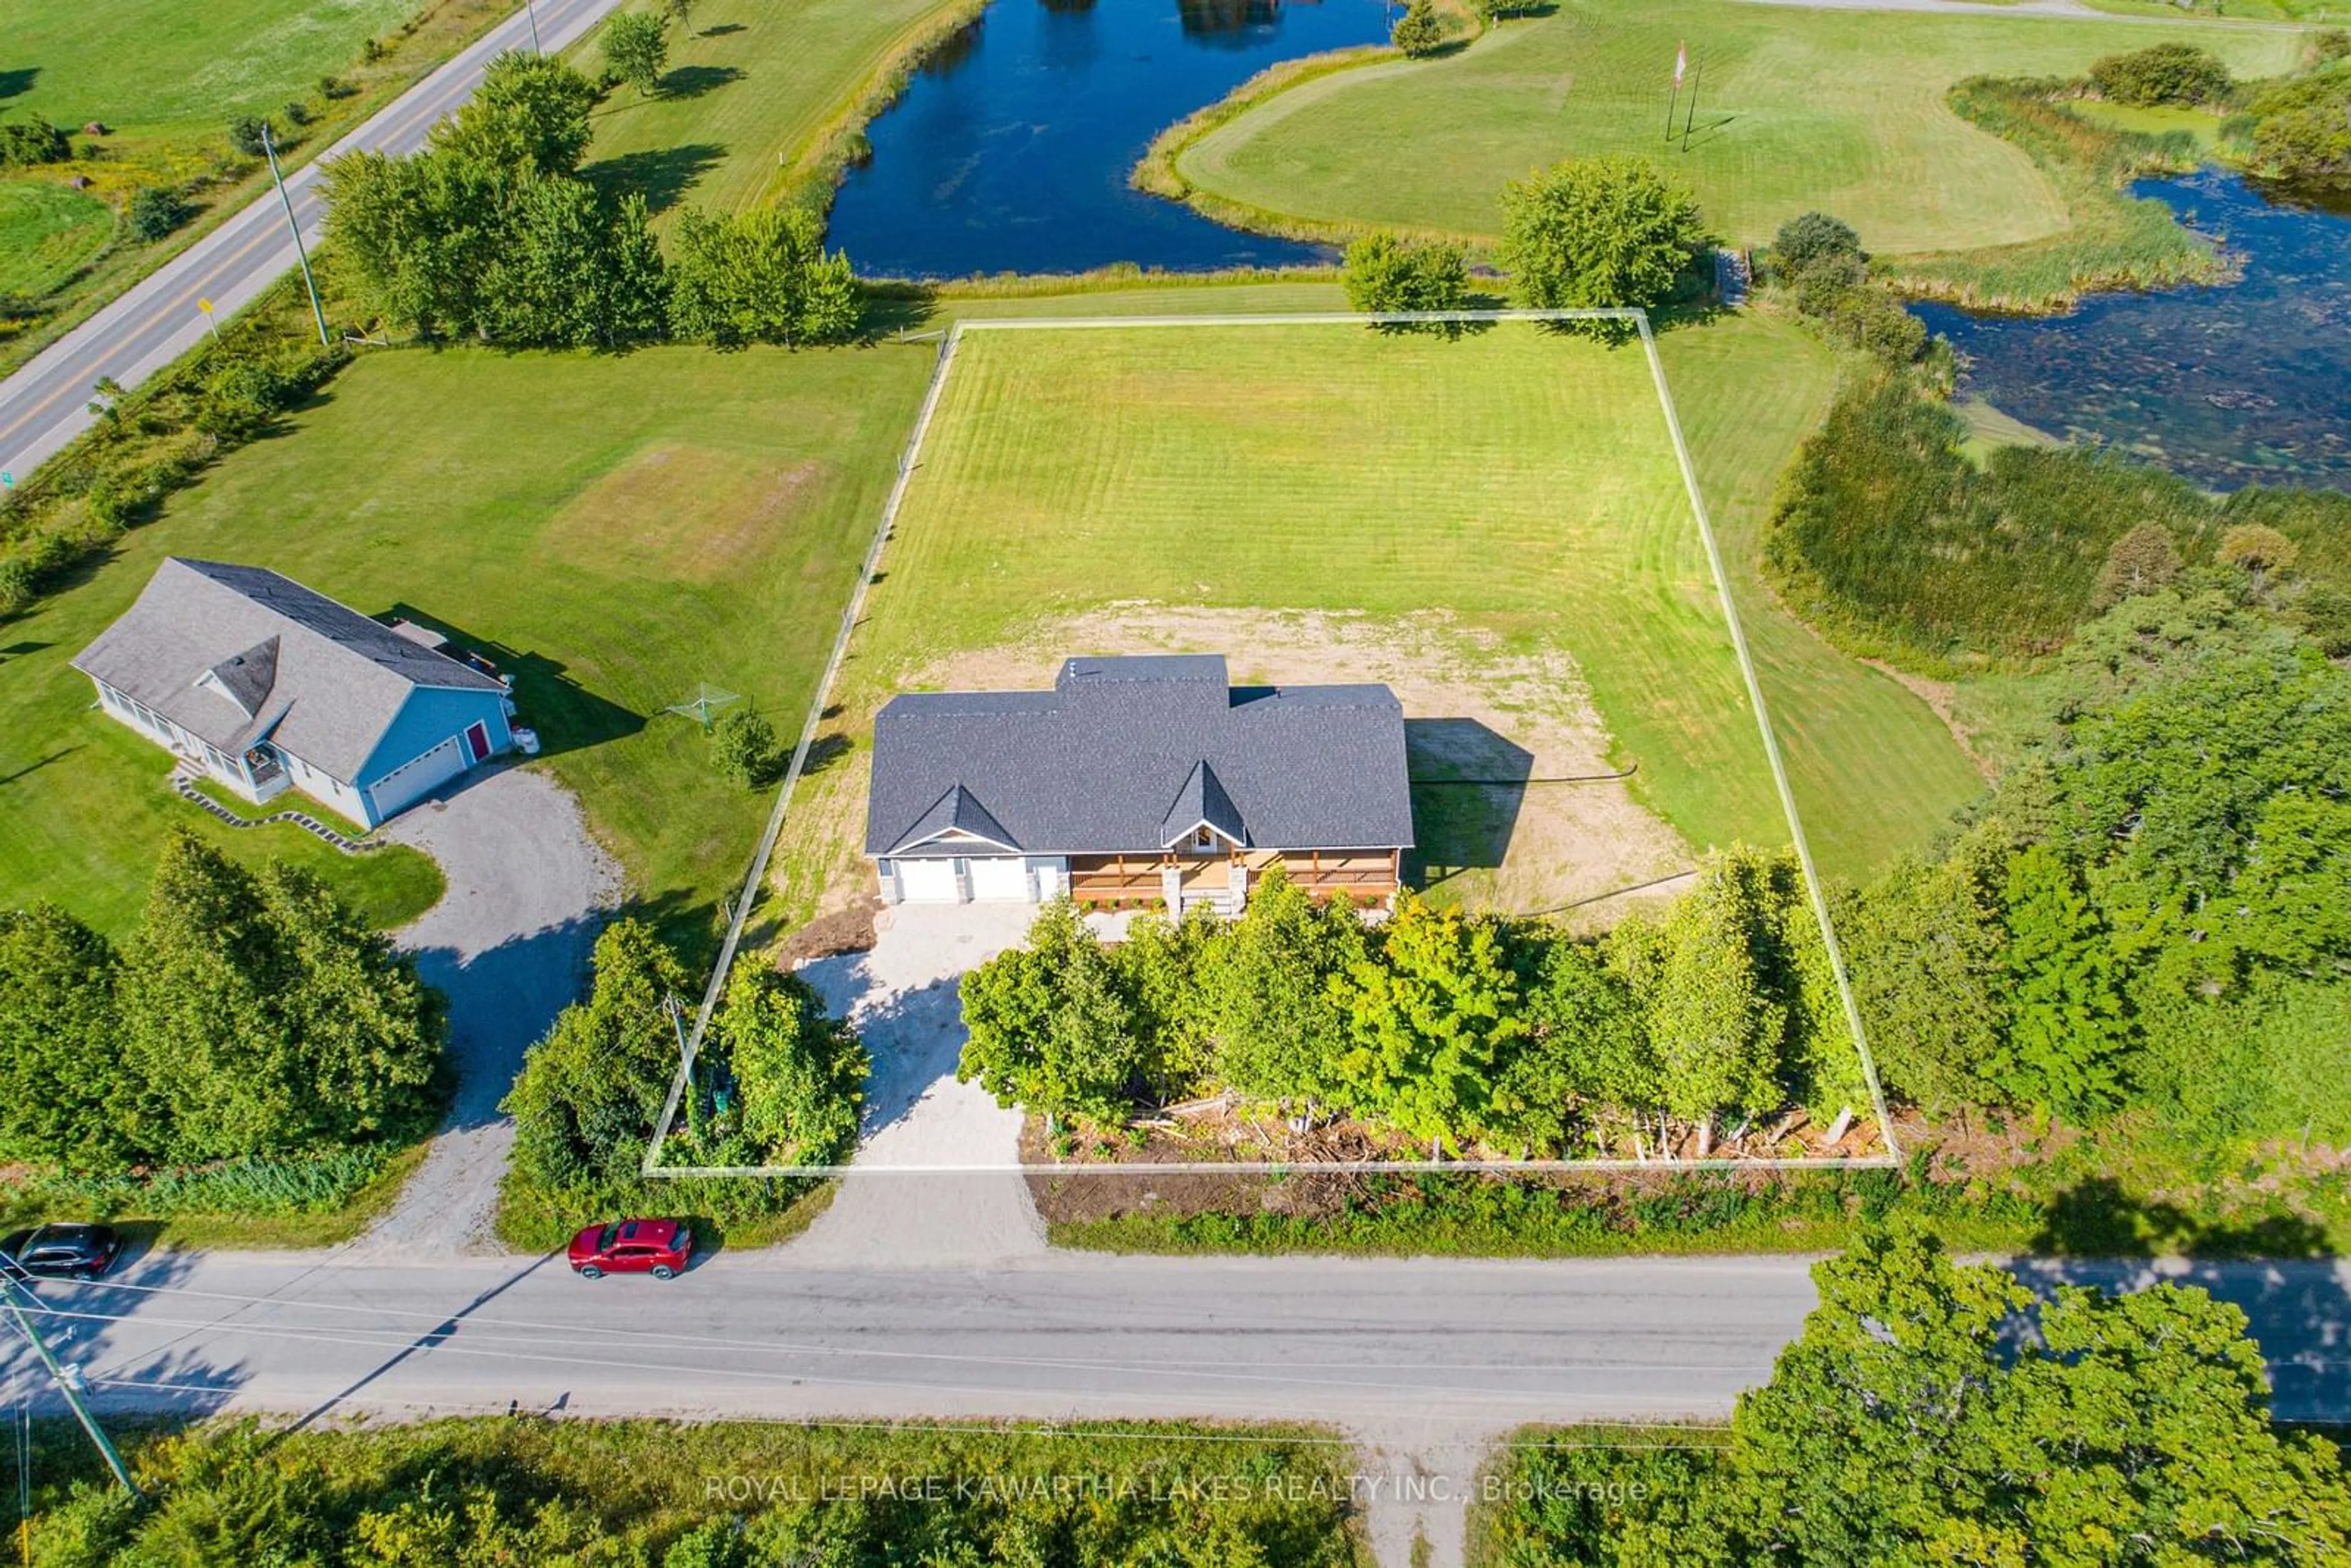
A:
0;0;613;468
0;217;290;451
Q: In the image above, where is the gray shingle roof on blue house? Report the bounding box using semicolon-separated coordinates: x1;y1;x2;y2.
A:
865;655;1414;859
71;558;504;780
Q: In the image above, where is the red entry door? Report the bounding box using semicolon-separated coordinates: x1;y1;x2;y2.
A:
463;721;491;763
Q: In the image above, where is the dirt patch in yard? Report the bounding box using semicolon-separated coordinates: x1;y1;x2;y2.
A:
773;605;1693;934
543;444;828;585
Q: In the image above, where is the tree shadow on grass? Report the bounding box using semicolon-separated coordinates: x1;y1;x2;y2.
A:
0;67;37;103
579;141;726;217
659;64;744;100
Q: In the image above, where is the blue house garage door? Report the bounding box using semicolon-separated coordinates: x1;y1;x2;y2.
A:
367;735;469;821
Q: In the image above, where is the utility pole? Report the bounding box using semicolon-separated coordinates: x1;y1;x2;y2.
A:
13;1383;28;1568
0;1280;138;1501
261;121;331;348
525;0;542;53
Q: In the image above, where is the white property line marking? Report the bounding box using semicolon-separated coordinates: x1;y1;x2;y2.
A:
643;328;966;1175
1632;312;1902;1169
647;307;1900;1177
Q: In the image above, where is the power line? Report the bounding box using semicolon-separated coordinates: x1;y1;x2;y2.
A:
0;1281;137;1498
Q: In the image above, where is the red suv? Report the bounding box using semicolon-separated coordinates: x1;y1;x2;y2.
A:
568;1218;692;1280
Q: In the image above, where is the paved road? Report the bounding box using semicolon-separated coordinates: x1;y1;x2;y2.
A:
0;0;624;483
13;1239;2351;1563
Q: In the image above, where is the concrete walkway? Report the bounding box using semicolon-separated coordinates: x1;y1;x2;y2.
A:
356;766;617;1255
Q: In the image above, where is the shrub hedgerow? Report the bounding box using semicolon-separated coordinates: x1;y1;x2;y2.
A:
2088;43;2232;108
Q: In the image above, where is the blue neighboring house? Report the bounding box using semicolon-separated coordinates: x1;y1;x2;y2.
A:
72;558;517;828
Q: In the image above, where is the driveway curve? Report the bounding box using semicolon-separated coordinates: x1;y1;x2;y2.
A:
358;765;617;1255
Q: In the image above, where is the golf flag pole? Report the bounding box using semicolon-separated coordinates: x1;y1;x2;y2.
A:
1665;40;1686;141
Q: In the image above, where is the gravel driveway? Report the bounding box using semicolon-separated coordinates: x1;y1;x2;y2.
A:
788;904;1049;1267
357;765;617;1255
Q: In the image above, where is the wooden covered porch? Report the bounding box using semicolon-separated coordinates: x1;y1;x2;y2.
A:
1064;848;1401;909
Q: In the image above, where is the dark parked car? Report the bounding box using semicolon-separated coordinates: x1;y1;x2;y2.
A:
567;1218;692;1280
0;1223;122;1281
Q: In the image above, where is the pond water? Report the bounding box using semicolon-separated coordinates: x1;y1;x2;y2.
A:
1911;171;2351;493
827;0;1392;279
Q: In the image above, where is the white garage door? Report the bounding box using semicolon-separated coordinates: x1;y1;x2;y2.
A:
967;857;1032;902
366;735;468;822
896;858;960;902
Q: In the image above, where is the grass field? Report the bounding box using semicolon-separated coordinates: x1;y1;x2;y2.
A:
0;181;113;299
1652;312;1986;875
0;342;934;942
877;323;1777;841
1168;0;2300;256
0;0;414;133
574;0;975;220
772;302;1981;931
0;0;528;377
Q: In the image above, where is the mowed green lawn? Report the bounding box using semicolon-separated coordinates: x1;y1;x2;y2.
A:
0;343;933;939
818;317;1976;897
0;0;414;133
1655;312;1985;877
1174;0;2300;253
574;0;966;219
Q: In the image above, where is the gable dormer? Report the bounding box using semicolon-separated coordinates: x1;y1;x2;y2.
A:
195;636;281;717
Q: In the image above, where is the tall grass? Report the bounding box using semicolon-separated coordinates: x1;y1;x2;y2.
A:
1761;373;2351;673
28;1148;395;1217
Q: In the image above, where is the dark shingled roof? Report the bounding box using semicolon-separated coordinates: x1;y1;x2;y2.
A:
71;558;504;780
866;655;1414;858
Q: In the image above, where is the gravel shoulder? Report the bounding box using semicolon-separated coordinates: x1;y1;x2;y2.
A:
355;765;618;1256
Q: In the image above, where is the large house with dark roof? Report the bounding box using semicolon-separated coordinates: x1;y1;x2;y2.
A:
72;558;517;828
864;655;1413;914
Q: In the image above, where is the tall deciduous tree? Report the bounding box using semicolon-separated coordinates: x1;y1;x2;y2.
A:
1483;930;1646;1155
504;919;693;1200
435;50;599;175
958;901;1144;1127
1663;1226;2351;1566
1992;843;2129;1119
601;12;671;96
715;967;866;1167
1202;866;1363;1108
324;53;664;347
1328;895;1523;1150
1341;233;1470;320
1498;155;1707;312
666;206;861;347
